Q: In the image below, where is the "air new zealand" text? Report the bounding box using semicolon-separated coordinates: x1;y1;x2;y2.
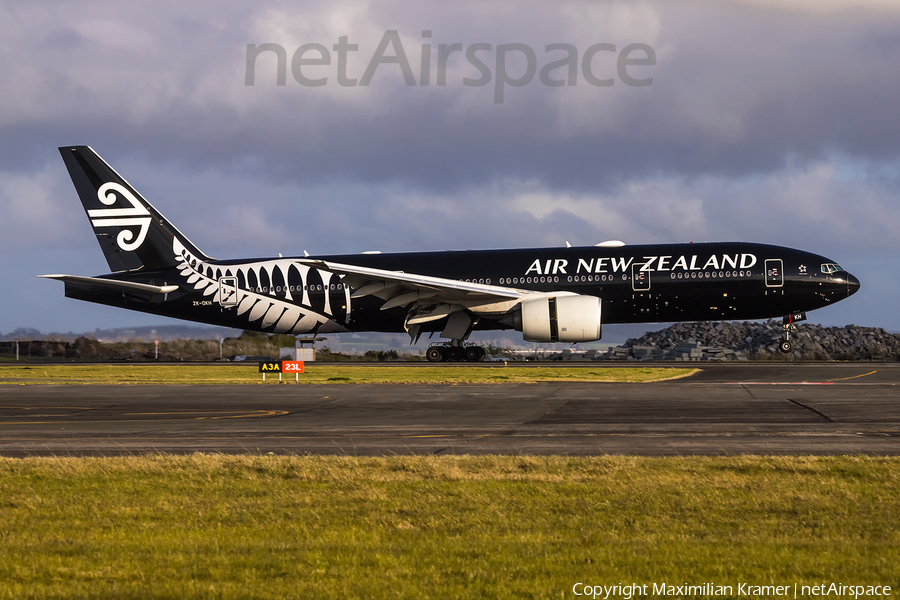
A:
524;254;758;276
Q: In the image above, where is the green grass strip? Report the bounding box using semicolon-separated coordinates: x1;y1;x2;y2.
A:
0;364;696;385
0;455;896;599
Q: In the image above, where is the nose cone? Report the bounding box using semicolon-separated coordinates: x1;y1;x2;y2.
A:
846;272;860;297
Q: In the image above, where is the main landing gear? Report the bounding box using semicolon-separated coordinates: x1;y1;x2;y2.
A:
426;342;486;362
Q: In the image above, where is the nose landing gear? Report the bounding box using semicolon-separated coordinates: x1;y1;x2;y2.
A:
780;311;806;354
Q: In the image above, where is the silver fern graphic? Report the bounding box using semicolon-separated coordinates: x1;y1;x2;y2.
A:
173;238;349;334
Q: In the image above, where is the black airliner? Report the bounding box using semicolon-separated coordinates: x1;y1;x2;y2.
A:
40;146;860;361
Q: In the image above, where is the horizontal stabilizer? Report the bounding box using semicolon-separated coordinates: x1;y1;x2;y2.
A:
37;274;179;295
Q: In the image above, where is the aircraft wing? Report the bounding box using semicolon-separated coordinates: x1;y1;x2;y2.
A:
37;274;180;295
295;259;529;314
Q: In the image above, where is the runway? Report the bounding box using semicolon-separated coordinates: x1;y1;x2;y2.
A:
0;363;897;456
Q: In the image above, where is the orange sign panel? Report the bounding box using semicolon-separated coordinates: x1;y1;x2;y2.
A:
283;361;305;373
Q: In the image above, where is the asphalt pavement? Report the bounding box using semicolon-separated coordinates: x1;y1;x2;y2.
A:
0;363;897;456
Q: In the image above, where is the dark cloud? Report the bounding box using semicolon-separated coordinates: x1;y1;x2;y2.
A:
2;1;899;187
0;0;898;332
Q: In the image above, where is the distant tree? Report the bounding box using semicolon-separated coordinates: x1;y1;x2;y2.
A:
239;330;267;340
317;347;356;361
364;350;399;361
483;344;517;358
72;337;103;359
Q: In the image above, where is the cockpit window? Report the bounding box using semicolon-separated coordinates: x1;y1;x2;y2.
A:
820;263;844;274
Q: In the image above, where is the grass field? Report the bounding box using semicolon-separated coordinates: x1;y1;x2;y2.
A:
0;455;896;599
0;364;696;385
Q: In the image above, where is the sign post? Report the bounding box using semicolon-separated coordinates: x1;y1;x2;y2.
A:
14;338;19;361
154;339;159;360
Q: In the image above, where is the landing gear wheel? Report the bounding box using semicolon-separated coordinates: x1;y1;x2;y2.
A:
448;346;466;362
426;346;445;362
780;318;797;355
465;346;485;362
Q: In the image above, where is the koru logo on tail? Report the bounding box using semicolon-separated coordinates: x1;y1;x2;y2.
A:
87;182;151;251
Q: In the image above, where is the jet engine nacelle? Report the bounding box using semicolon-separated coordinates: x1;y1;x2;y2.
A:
518;295;602;343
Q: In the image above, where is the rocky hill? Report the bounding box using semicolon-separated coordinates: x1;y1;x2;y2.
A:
623;321;900;361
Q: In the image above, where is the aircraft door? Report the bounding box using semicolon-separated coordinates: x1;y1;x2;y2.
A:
765;259;783;288
631;263;650;291
218;276;239;307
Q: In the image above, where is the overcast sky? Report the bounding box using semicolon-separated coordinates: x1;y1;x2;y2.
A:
1;0;898;335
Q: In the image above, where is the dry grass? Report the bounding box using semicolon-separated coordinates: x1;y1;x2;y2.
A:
0;455;896;599
0;364;696;385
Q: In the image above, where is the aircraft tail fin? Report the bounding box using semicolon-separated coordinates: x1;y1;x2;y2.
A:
59;146;211;273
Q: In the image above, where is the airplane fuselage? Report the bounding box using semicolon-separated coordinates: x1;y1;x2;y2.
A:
63;241;858;335
44;146;860;358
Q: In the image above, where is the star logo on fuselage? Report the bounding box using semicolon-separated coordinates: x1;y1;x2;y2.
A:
799;264;807;274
